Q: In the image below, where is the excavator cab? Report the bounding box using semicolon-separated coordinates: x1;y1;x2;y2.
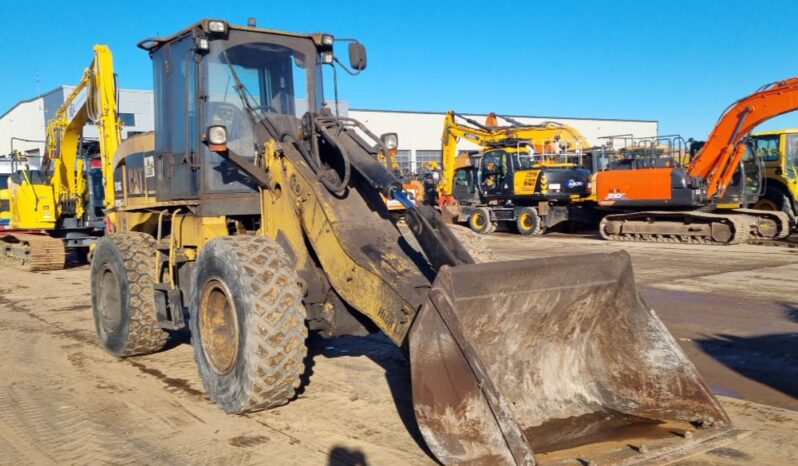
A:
93;19;741;466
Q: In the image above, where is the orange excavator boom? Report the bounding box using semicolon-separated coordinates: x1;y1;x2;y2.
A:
689;78;798;198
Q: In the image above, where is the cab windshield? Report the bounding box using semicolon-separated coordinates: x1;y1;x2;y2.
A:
204;31;318;157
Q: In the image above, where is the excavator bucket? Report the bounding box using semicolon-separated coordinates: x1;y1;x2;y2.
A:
410;251;743;465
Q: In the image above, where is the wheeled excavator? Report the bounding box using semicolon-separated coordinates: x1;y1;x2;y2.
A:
596;79;796;244
90;19;743;465
0;45;120;269
438;111;592;235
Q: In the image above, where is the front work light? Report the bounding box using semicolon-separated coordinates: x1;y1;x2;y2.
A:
321;51;334;64
208;20;228;34
381;133;399;151
208;125;228;152
321;34;334;46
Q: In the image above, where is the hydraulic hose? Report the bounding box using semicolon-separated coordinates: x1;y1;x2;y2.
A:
280;131;351;195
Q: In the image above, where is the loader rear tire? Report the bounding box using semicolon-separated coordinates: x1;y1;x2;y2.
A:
190;235;308;414
468;208;493;234
449;225;496;263
90;233;170;357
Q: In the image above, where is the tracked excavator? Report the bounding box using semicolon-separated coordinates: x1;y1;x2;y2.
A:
0;45;120;270
90;19;742;465
596;79;796;244
438;111;592;235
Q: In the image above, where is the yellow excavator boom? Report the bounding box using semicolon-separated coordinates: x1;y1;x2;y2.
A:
2;45;121;270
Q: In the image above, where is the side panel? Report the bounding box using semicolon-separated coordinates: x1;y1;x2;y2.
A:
596;167;674;205
513;170;541;195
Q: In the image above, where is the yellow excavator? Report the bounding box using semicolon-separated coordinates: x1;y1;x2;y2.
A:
437;111;593;235
0;45;120;270
89;19;742;465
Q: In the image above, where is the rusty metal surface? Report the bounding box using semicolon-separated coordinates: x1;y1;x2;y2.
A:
409;251;732;465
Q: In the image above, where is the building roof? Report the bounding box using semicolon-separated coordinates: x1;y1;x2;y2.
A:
349;108;658;124
0;85;153;121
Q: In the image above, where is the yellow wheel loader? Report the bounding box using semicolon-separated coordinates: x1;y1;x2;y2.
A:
91;19;743;465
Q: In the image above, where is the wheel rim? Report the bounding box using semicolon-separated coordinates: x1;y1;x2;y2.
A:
520;213;534;231
753;198;778;211
473;214;485;229
199;279;240;375
97;265;122;334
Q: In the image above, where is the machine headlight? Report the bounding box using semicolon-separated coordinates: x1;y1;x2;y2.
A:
207;20;228;34
321;51;334;64
208;125;227;145
321;34;334;46
381;133;398;151
196;38;209;51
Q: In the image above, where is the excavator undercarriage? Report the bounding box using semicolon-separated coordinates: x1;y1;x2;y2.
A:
0;232;66;271
600;209;791;245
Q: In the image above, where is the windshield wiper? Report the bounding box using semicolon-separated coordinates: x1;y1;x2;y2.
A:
220;49;280;140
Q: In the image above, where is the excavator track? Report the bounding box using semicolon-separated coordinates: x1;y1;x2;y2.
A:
0;233;67;271
599;210;755;245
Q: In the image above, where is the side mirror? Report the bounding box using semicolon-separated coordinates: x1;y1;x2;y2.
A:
348;42;367;71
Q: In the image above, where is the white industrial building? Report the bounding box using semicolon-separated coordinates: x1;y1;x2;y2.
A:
0;87;657;175
0;86;154;171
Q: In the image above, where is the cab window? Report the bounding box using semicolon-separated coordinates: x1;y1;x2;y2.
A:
754;135;781;162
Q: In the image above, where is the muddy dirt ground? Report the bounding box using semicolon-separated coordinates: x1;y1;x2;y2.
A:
0;233;796;465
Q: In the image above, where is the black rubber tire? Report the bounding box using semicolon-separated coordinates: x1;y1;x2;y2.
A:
467;208;493;234
190;235;308;414
755;188;797;228
448;225;496;263
90;233;170;357
515;207;543;236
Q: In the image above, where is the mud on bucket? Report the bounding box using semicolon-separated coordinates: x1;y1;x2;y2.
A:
409;251;734;465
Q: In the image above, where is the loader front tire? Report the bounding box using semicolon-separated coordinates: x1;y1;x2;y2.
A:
90;233;170;357
190;235;308;414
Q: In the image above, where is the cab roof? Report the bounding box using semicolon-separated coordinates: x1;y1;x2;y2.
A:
752;128;798;136
137;18;329;52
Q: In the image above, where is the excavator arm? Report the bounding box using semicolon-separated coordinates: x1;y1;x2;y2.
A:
439;111;496;200
689;77;798;198
44;44;121;219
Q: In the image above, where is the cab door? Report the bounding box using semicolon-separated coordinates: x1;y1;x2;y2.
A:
480;151;508;198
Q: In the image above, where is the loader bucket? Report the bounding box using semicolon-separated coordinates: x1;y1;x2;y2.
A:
410;251;740;465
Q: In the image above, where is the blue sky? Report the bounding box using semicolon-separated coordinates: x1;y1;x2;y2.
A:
1;0;797;139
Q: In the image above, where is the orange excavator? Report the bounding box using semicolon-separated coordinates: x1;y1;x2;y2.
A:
596;78;796;244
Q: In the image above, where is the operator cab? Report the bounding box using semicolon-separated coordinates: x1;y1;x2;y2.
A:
126;20;369;217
